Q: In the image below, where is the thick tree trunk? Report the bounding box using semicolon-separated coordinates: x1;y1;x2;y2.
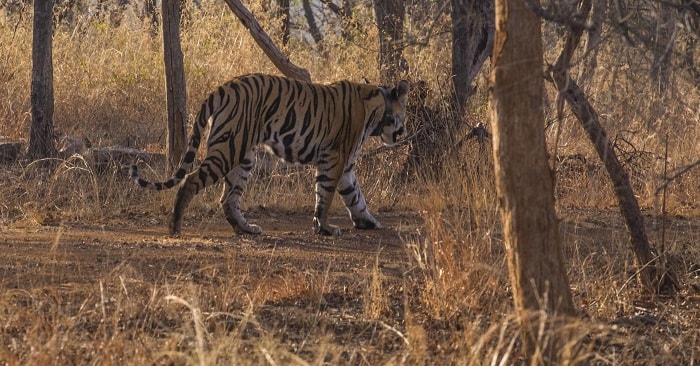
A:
28;0;57;161
162;0;187;170
450;0;494;112
490;0;575;359
223;0;311;82
373;0;405;83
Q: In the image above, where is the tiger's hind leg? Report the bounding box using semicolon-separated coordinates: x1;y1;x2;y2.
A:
220;152;262;235
337;168;382;230
170;158;225;235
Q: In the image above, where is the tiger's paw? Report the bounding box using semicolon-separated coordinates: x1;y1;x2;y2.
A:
313;218;341;236
353;217;382;230
235;223;263;235
169;215;182;236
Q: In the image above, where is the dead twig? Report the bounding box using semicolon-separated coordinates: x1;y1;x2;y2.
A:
654;158;700;195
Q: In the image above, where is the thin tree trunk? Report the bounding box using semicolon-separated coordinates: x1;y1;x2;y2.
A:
580;0;606;85
651;2;675;95
162;0;187;170
28;0;57;161
223;0;311;82
302;0;323;49
450;0;494;113
491;0;575;359
373;0;405;83
547;0;676;294
277;0;290;46
321;0;357;41
144;0;159;33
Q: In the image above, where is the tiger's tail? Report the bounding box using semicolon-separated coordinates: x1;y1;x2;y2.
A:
130;95;214;190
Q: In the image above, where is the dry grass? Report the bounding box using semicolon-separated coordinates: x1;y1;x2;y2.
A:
1;1;699;364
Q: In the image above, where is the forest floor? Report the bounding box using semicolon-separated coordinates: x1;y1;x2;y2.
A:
0;209;419;292
1;207;699;363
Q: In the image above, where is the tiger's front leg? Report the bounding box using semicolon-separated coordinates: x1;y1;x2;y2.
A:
313;164;343;236
337;168;382;230
220;156;262;235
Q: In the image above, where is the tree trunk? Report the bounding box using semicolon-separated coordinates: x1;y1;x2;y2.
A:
162;0;187;171
277;0;290;46
450;0;494;113
302;0;323;50
681;37;700;86
143;0;159;33
547;0;676;295
373;0;405;83
399;1;493;182
223;0;311;82
651;2;675;95
321;0;357;42
553;73;667;292
580;0;606;85
490;0;575;359
28;0;57;161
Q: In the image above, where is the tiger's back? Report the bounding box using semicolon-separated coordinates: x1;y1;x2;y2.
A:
131;73;409;236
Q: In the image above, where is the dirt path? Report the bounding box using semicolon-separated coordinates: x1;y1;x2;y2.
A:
2;209;699;364
0;211;421;290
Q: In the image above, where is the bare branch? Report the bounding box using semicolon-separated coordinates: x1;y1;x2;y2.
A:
319;0;345;17
655;159;700;195
523;0;595;31
222;0;311;82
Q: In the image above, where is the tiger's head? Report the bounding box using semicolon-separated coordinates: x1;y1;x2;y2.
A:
374;80;410;146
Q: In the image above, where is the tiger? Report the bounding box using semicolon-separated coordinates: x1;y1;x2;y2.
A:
130;73;409;236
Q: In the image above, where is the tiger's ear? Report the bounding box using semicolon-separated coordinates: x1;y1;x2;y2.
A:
394;80;410;103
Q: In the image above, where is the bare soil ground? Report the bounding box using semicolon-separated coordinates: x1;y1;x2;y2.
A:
1;208;699;364
0;210;418;291
0;209;426;363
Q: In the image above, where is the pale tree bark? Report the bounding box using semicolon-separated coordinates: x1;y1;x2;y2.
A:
546;0;676;295
451;0;494;113
162;0;187;170
223;0;311;82
490;0;575;360
28;0;57;161
373;0;405;84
